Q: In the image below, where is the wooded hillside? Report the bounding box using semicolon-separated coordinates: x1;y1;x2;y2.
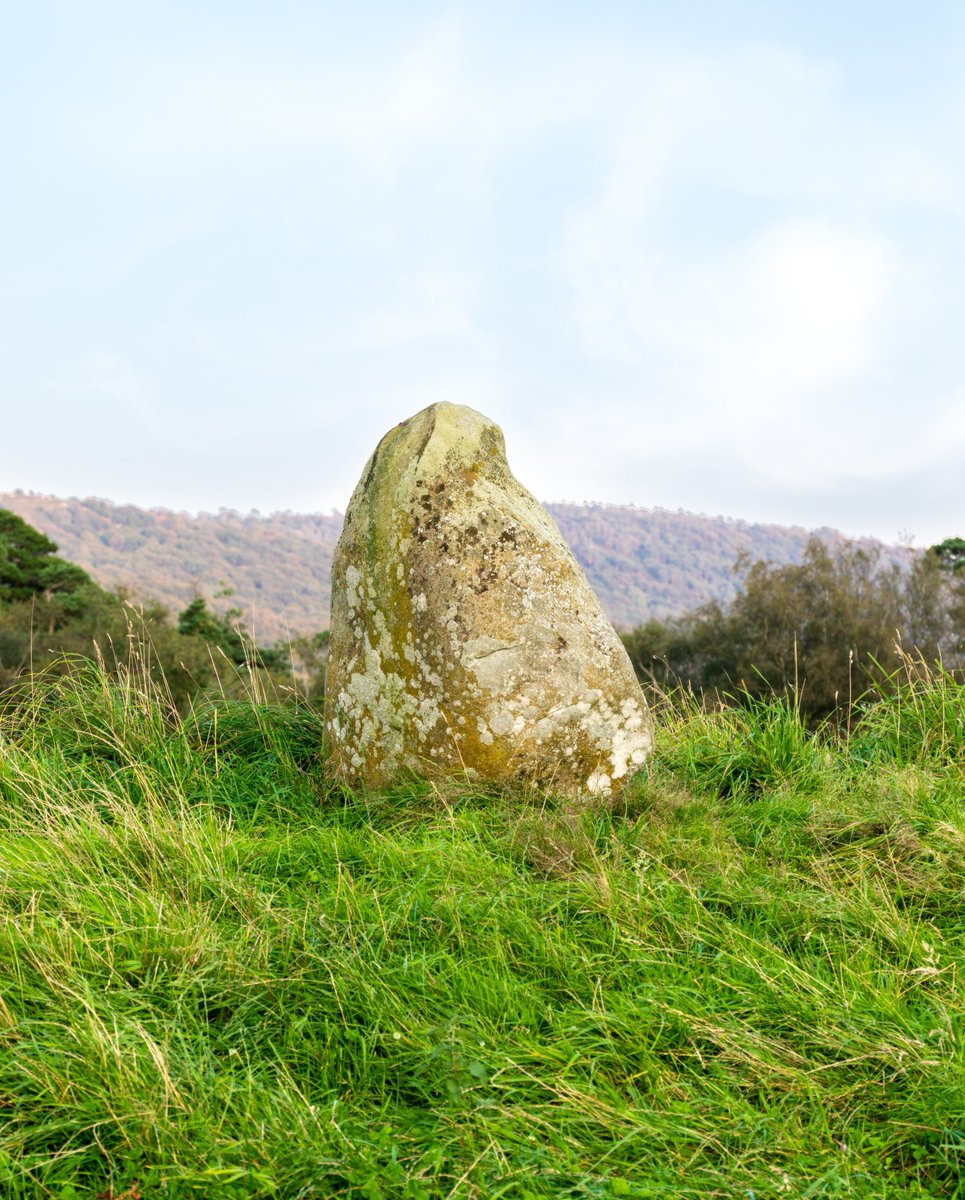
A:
0;491;904;641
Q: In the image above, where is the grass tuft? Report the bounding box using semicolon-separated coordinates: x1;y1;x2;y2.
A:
851;652;965;769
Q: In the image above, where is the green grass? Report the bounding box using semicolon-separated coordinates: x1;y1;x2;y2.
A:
1;661;965;1197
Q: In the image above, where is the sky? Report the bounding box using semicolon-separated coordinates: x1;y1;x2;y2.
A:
3;1;965;546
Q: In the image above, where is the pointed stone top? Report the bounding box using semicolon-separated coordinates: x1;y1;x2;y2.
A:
365;401;509;492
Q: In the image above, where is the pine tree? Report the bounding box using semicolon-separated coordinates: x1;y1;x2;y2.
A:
0;509;96;628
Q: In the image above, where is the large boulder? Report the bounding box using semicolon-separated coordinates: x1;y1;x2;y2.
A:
324;403;652;796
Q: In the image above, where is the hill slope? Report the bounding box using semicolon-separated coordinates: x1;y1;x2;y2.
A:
0;491;896;641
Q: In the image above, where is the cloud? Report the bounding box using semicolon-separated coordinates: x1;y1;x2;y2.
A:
58;14;638;190
59;15;526;185
48;352;162;431
554;42;965;505
677;219;894;423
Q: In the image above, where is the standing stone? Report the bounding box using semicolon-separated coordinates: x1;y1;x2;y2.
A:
324;403;652;796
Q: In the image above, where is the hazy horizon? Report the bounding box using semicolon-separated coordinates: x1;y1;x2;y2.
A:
2;483;919;548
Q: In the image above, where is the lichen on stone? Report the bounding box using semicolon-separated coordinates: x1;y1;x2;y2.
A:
324;402;653;796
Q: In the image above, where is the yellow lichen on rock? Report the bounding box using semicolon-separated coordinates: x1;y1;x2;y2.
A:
324;403;653;796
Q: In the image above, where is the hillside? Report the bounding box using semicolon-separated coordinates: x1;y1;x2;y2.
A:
0;493;342;644
0;491;900;642
545;503;844;626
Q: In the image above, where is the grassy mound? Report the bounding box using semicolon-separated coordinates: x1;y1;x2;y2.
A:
1;662;964;1197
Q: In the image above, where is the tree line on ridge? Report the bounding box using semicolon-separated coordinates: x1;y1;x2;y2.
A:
1;506;962;727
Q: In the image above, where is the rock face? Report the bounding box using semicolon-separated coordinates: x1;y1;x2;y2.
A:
324;403;652;796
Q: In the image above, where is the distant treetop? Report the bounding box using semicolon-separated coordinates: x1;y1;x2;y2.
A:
931;537;965;574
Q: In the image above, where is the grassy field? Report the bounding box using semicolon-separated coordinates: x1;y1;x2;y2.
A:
1;656;964;1197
